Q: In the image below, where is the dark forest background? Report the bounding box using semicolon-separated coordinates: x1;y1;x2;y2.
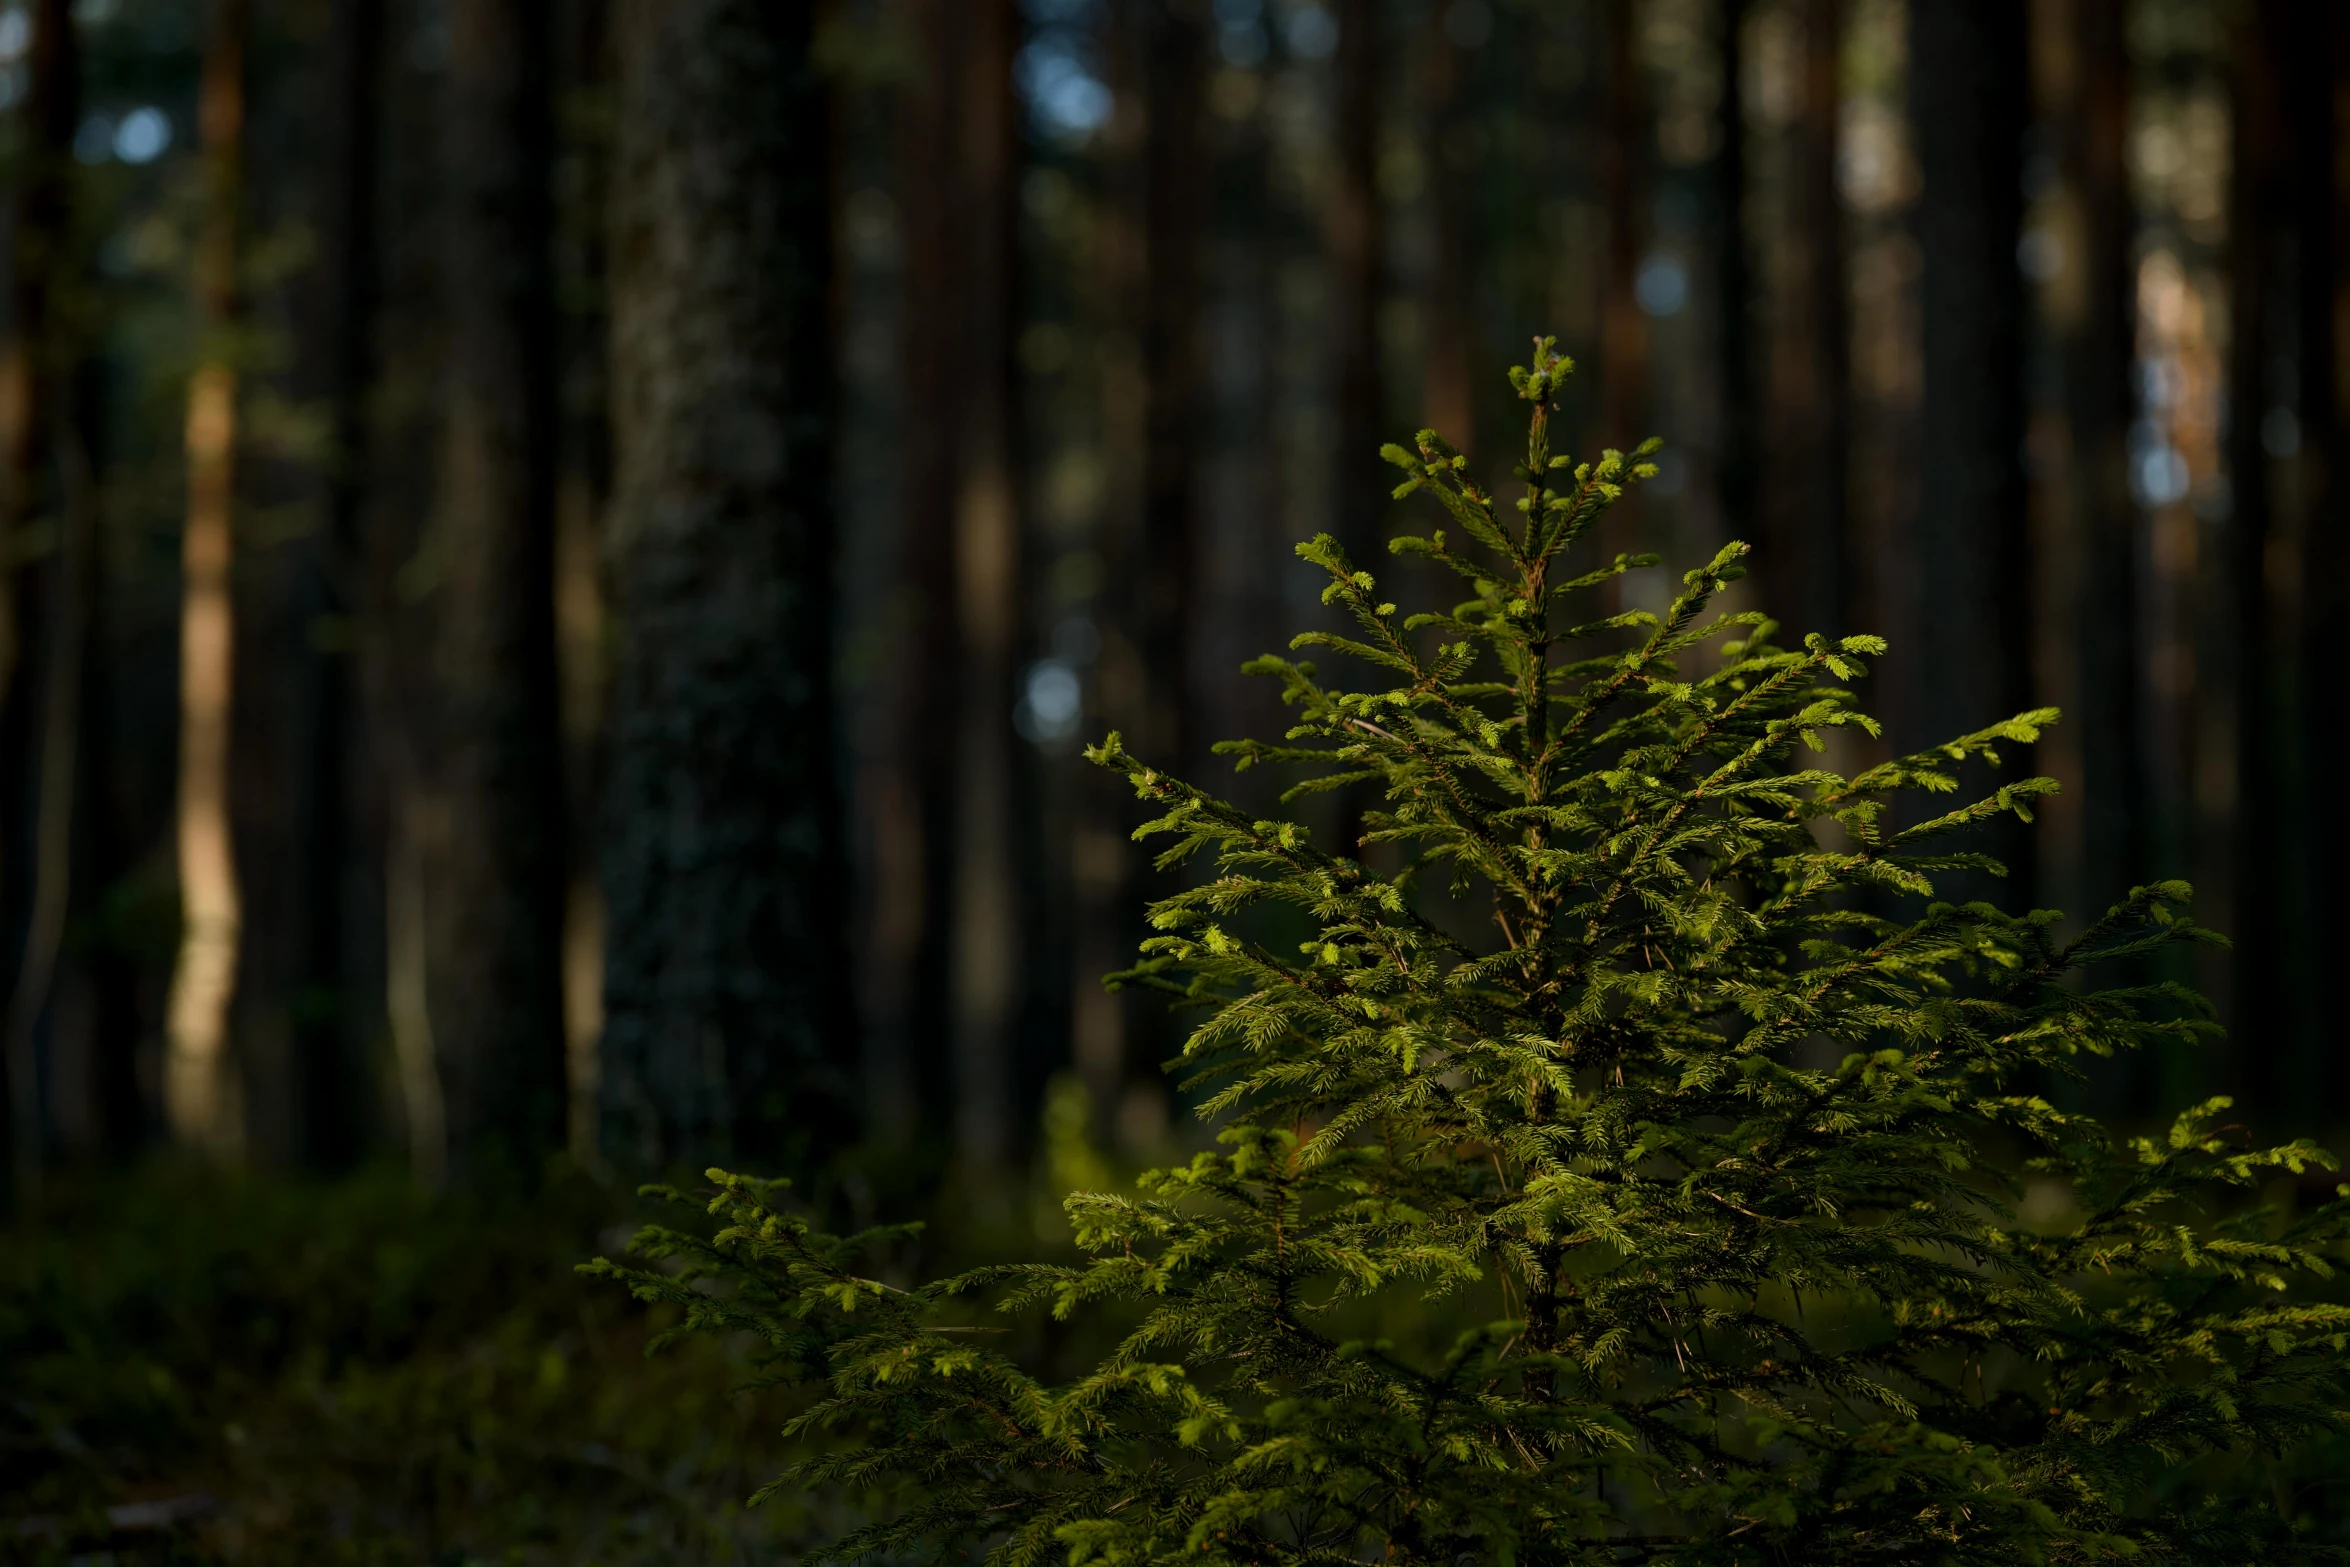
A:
0;0;2344;1203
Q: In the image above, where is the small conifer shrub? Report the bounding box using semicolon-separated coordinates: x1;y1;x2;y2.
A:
588;342;2350;1563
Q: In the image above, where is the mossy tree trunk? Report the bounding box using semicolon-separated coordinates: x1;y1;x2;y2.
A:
599;0;852;1172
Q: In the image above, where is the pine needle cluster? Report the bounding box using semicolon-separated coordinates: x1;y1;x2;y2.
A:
588;342;2350;1563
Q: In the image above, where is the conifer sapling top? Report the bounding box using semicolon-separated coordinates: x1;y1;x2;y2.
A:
588;341;2350;1564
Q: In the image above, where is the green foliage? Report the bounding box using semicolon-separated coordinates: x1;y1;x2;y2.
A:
591;342;2350;1563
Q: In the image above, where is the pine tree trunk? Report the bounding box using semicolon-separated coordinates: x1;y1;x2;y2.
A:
435;0;566;1181
1713;0;1754;545
290;0;382;1172
1330;0;1382;567
1599;0;1650;447
1421;7;1471;445
2294;0;2346;1106
1909;0;2032;900
599;0;852;1171
2067;0;2145;919
867;0;975;1161
553;0;613;1167
1138;1;1203;770
0;0;75;1202
943;0;1024;1171
1764;0;1847;638
164;0;250;1158
2227;0;2287;1115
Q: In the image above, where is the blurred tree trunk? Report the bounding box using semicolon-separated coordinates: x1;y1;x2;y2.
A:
290;0;384;1172
164;0;250;1158
2227;0;2287;1113
944;0;1024;1171
2294;0;2347;1104
1422;6;1471;445
600;0;852;1171
1598;0;1649;448
1713;0;1754;544
1125;0;1204;1125
554;0;613;1167
1138;0;1203;771
1330;0;1382;566
1763;0;1847;638
0;0;76;1202
1909;0;2032;900
868;0;976;1163
435;0;566;1182
2066;0;2144;917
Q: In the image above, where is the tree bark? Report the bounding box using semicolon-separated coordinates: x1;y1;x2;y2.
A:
600;0;852;1171
1763;0;1847;639
1421;4;1471;446
1138;0;1204;770
164;0;250;1158
1599;0;1650;448
2293;0;2346;1106
435;0;566;1182
1909;0;2032;900
1713;0;1754;546
943;0;1024;1171
2067;0;2144;919
0;0;76;1203
2227;0;2287;1115
289;0;383;1172
1330;0;1382;567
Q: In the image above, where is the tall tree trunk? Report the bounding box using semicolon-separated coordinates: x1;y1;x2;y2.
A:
1909;0;2032;899
2294;0;2346;1104
1764;0;1847;638
2068;0;2144;917
867;0;977;1164
1599;0;1650;448
1713;0;1754;545
1330;0;1382;566
2227;0;2287;1115
1138;1;1203;770
1422;5;1471;446
164;0;250;1158
0;0;75;1203
436;0;566;1182
600;0;852;1172
291;0;383;1172
945;0;1024;1171
554;0;614;1167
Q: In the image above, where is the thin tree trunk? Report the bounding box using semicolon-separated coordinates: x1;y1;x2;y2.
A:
1330;0;1382;566
1422;5;1471;446
554;0;613;1168
1909;0;2032;900
1714;0;1754;545
1138;0;1203;770
291;0;383;1171
2227;0;2287;1115
1599;0;1650;448
600;0;852;1172
946;0;1023;1171
436;0;566;1182
2068;0;2144;917
165;0;250;1157
870;0;974;1162
1770;0;1847;638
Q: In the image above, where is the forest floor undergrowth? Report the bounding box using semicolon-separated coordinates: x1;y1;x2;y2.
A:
0;1163;843;1567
